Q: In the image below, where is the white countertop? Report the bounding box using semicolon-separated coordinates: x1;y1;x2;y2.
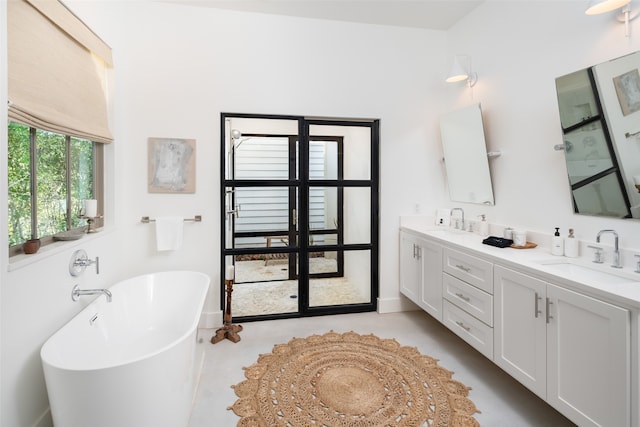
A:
401;218;640;310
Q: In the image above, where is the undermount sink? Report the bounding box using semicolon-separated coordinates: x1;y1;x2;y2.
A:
427;228;470;237
537;260;638;285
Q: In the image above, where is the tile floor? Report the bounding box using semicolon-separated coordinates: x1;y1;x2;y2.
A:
188;310;576;427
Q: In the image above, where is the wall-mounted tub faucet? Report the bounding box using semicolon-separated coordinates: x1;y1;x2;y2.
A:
69;249;100;276
71;284;112;303
596;229;622;269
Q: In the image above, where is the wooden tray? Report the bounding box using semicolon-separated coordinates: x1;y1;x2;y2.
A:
511;242;537;249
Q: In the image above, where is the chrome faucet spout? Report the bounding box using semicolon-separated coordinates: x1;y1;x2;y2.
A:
596;229;622;269
72;285;112;302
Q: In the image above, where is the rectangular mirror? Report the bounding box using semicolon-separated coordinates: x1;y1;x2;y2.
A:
554;51;640;219
440;103;495;205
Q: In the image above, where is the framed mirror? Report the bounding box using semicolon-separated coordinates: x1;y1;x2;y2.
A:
554;51;640;219
440;103;495;206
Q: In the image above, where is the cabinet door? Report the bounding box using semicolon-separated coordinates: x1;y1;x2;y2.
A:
419;238;443;321
547;284;630;427
494;265;547;399
399;232;421;305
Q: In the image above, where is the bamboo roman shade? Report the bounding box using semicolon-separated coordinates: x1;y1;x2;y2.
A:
8;0;113;143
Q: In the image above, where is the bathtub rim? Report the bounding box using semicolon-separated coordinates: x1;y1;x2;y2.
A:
40;270;210;372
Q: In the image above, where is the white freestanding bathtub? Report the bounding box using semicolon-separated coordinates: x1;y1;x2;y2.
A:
41;271;210;427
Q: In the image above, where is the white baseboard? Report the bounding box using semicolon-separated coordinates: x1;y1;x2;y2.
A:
204;302;415;323
377;296;419;314
199;310;223;329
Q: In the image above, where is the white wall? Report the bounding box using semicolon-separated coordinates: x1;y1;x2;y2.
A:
1;2;446;426
444;1;640;253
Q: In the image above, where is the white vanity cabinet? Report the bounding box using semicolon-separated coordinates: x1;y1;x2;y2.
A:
494;265;630;427
399;231;443;321
442;247;494;358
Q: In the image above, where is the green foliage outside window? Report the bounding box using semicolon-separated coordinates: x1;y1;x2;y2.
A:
8;123;31;245
8;122;94;248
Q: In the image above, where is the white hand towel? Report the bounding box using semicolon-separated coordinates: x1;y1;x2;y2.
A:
155;217;183;251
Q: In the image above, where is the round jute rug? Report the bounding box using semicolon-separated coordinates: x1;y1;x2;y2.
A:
228;331;480;427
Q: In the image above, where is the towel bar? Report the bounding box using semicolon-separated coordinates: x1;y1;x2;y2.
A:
141;215;202;223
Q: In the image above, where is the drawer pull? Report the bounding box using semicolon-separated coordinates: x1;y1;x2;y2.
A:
455;292;471;302
455;320;471;332
455;264;471;272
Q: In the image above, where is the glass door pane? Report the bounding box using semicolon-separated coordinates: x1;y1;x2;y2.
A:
230;254;299;317
305;122;376;311
309;126;371;180
230;186;294;250
309;250;371;307
223;116;300;319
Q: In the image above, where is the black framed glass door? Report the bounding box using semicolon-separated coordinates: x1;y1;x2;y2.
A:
221;113;379;321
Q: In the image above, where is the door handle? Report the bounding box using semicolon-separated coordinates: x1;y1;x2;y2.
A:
546;298;554;324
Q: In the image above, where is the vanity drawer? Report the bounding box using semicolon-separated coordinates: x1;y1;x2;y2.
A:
443;300;494;360
443;272;493;326
443;247;493;294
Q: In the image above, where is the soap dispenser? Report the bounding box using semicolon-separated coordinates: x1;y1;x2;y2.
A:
564;228;579;258
551;227;564;256
478;214;489;236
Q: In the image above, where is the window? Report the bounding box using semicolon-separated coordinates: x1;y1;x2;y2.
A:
7;0;112;256
8;121;103;254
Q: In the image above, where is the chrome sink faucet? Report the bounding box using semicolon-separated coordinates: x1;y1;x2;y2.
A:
451;208;464;230
596;229;623;269
71;284;112;303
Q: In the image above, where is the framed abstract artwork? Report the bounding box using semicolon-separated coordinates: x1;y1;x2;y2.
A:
613;68;640;116
148;137;196;193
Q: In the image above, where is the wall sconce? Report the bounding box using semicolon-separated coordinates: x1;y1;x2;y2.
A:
586;0;630;14
446;55;477;88
586;0;638;37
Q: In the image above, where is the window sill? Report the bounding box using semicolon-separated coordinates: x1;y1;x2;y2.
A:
7;226;115;272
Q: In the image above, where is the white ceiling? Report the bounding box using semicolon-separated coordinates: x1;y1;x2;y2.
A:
161;1;484;30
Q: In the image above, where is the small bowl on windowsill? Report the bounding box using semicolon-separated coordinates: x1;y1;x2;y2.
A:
23;238;41;254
